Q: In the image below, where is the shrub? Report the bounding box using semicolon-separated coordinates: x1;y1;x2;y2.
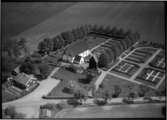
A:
4;106;25;118
98;53;108;68
122;98;134;104
65;66;76;73
112;85;122;98
78;74;93;84
67;99;81;107
62;87;74;94
94;99;107;106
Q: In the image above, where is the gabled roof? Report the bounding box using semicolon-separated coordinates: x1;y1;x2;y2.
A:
66;40;89;57
14;73;31;86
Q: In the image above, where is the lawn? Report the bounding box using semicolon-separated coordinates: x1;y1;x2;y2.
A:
47;67;100;98
65;35;108;56
100;74;158;98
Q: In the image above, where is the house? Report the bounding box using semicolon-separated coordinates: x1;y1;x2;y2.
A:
12;73;37;91
65;40;91;64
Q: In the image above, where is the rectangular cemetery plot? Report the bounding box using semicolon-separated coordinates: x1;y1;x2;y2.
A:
135;67;165;87
110;61;140;78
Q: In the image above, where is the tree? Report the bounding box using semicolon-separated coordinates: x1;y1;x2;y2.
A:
38;63;50;79
98;53;108;68
4;106;25;118
67;98;81;107
112;85;122;98
30;51;42;63
73;90;85;103
138;85;149;97
17;37;30;56
38;41;47;55
78;74;93;84
103;90;112;101
127;92;137;100
89;56;97;69
116;28;125;38
19;62;35;74
110;26;118;36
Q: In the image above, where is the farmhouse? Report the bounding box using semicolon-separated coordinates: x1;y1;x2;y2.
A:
12;73;37;91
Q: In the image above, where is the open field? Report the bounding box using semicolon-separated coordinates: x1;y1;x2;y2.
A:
101;74;158;98
5;2;164;54
56;103;165;118
48;68;98;98
2;2;74;46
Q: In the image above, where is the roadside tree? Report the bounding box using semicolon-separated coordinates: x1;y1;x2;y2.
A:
112;85;122;98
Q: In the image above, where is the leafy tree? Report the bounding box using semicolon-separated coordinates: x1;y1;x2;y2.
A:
127;92;137;100
116;28;125;38
103;90;112;101
78;74;93;84
30;51;42;63
4;106;25;118
122;98;134;104
67;98;81;107
89;56;97;69
98;53;108;68
94;99;107;106
112;85;122;98
19;62;35;74
138;85;149;97
104;25;111;34
110;26;118;36
38;41;47;55
17;37;30;56
38;63;50;79
125;29;132;36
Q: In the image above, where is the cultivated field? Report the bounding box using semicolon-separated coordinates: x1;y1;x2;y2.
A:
8;2;164;54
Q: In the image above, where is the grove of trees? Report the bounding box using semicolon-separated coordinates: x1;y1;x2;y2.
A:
98;53;108;68
2;37;29;83
3;106;25;119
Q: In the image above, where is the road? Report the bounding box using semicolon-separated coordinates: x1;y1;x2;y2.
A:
55;103;165;118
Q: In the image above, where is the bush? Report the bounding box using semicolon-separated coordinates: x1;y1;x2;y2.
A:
128;92;138;99
67;99;81;107
62;87;74;94
122;98;134;104
112;85;122;98
94;99;107;106
65;66;76;73
78;74;93;84
4;106;25;118
98;53;108;68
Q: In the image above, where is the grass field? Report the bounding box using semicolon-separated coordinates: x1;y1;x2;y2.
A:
101;74;158;98
47;68;99;97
